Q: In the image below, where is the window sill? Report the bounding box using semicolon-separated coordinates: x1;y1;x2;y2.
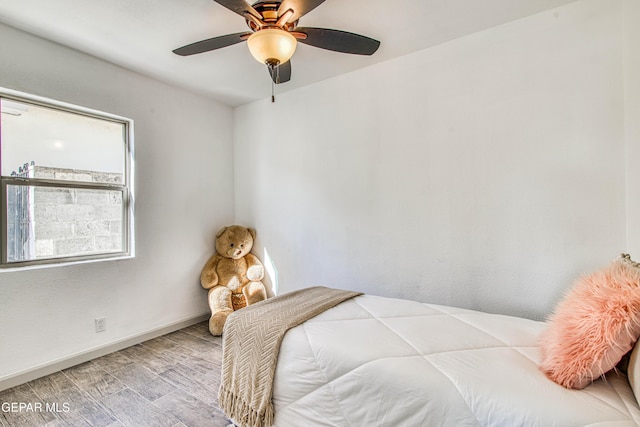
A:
0;254;135;273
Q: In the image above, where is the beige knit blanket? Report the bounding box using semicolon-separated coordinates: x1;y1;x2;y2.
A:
218;286;362;427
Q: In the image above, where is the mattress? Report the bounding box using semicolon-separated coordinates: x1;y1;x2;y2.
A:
271;295;640;426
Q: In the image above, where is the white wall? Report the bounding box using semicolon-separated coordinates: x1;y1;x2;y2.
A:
234;0;630;320
0;23;234;385
625;0;640;256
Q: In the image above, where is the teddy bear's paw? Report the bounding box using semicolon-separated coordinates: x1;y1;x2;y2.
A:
246;264;265;281
244;281;267;305
209;310;233;336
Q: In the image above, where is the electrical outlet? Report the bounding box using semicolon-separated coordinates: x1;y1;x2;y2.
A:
95;317;106;333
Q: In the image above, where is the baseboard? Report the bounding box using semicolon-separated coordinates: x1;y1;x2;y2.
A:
0;313;210;393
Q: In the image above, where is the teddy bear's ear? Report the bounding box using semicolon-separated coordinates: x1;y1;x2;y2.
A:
248;227;257;240
215;226;228;238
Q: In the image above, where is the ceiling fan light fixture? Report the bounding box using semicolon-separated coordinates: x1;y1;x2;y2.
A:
247;28;297;65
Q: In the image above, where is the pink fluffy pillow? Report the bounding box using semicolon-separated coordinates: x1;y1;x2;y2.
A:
539;254;640;389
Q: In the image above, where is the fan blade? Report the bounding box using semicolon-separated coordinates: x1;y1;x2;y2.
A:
173;32;251;56
295;27;380;55
268;60;292;84
213;0;261;19
278;0;325;22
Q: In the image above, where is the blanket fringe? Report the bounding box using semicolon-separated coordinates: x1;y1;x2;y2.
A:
219;384;275;427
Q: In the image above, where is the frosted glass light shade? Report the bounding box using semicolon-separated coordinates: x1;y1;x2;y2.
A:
247;29;297;65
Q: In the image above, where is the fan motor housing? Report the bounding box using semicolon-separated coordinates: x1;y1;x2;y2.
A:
246;1;297;31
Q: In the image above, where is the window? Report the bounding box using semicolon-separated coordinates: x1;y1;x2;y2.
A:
0;88;134;268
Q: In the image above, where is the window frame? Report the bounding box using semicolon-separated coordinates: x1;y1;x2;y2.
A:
0;87;134;269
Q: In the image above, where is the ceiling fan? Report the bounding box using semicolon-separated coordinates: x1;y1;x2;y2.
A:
173;0;381;87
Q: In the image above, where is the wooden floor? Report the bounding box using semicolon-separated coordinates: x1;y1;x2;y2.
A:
0;321;232;427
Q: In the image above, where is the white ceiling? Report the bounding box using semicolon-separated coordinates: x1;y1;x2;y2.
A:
0;0;579;107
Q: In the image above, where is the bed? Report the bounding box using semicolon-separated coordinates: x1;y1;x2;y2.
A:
221;288;640;427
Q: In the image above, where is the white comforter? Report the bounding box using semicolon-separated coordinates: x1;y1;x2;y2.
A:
272;295;640;426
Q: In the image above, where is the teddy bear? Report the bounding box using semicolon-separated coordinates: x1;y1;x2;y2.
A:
200;225;268;335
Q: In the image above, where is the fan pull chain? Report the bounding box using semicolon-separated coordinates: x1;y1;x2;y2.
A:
271;64;279;103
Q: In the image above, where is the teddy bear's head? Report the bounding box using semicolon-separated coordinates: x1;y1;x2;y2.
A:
215;225;256;260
